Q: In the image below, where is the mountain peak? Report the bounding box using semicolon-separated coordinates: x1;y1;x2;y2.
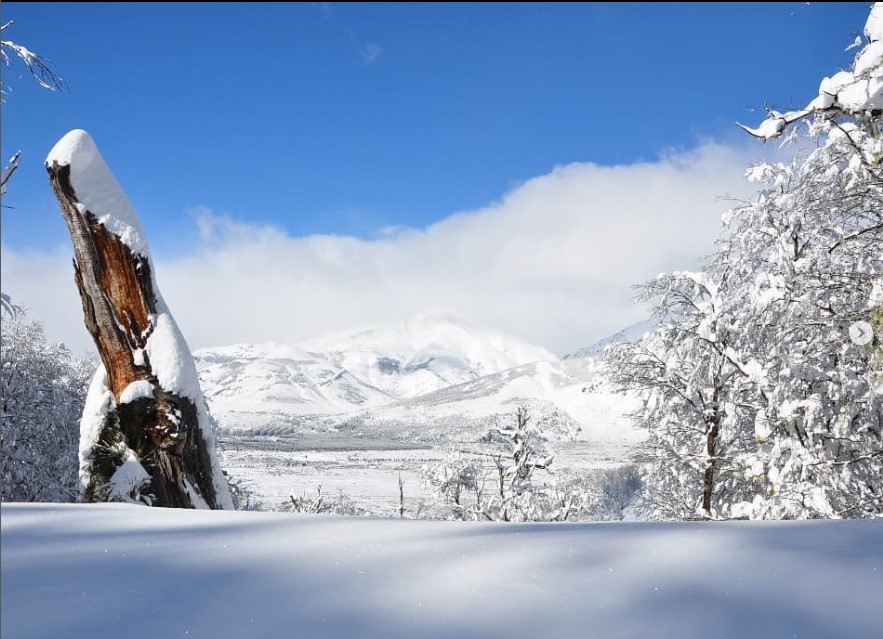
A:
301;313;554;369
408;309;472;327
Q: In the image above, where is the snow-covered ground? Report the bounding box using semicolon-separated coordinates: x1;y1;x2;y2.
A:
222;445;444;514
219;437;640;514
3;503;880;639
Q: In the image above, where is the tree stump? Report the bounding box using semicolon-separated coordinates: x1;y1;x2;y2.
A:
46;129;232;509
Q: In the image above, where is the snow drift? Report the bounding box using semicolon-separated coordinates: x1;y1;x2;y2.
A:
2;503;880;639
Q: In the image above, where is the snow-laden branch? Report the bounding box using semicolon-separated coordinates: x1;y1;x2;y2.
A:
737;3;883;140
1;20;67;99
1;150;20;197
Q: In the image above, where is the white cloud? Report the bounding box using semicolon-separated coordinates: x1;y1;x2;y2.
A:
1;246;94;356
310;2;333;20
359;43;383;64
1;140;777;357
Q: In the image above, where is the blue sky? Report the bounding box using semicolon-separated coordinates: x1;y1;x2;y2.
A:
0;2;874;353
2;2;869;251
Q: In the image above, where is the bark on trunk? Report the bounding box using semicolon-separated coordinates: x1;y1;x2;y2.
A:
47;160;224;509
702;378;722;517
702;424;719;516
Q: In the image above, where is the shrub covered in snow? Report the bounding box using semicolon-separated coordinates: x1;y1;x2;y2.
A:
280;485;366;516
226;473;264;511
1;315;91;502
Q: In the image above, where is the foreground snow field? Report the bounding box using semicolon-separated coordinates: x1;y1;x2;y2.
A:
2;504;880;639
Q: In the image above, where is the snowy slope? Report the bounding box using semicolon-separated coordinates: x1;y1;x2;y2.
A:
372;358;638;443
3;503;881;639
564;318;653;359
396;360;568;409
196;342;395;420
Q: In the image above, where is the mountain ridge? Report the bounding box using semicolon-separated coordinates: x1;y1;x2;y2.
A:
563;319;653;360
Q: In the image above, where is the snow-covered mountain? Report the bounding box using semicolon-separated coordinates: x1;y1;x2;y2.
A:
299;312;556;399
197;313;554;414
195;314;639;444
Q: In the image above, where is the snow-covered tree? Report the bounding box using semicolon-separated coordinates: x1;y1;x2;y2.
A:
486;407;556;521
608;3;883;520
719;148;881;518
426;408;569;522
423;453;485;520
722;3;882;519
1;315;91;502
606;271;759;519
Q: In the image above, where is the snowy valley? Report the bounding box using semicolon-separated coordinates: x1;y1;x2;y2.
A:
195;313;644;513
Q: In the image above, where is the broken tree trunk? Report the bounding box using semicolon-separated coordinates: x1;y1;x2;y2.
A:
46;129;232;509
